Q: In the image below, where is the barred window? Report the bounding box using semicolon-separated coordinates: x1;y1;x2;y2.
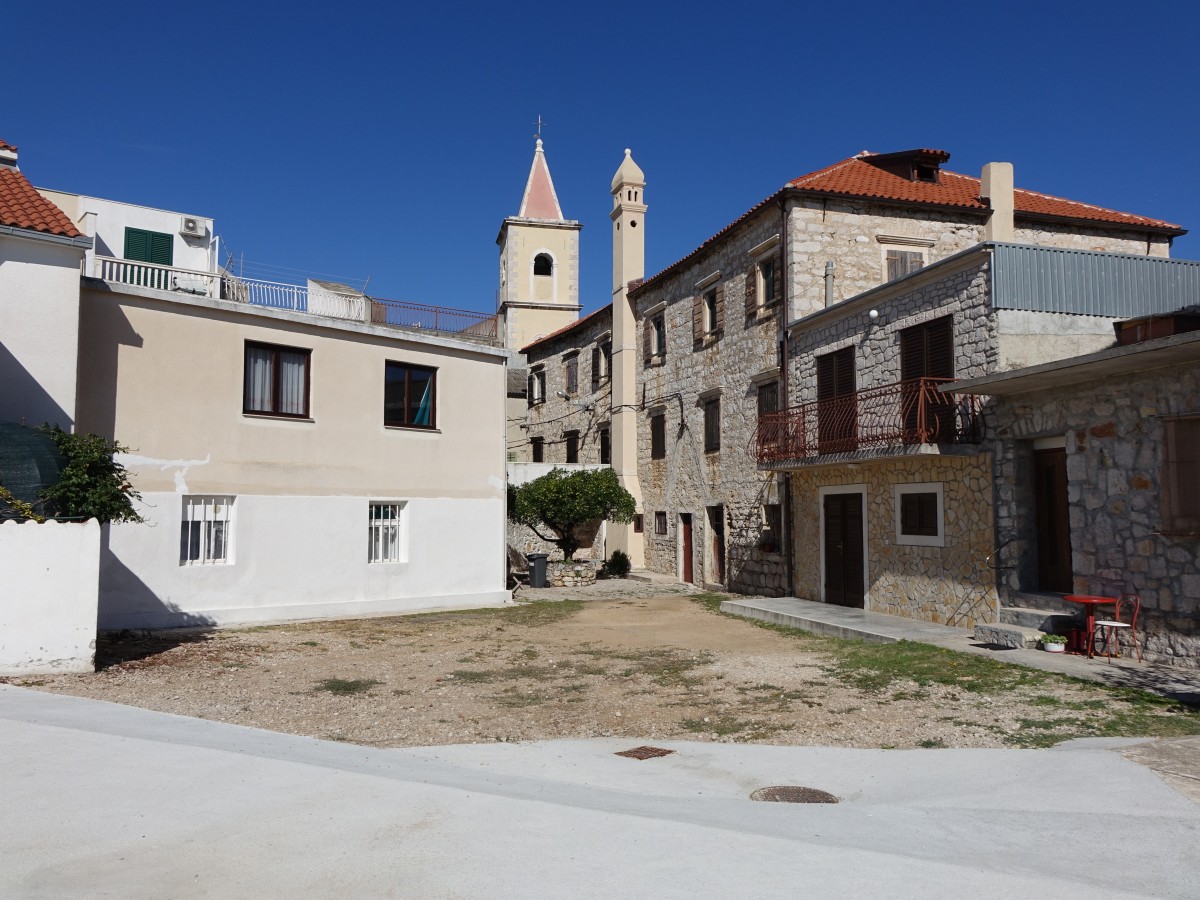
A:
180;495;234;565
368;502;406;563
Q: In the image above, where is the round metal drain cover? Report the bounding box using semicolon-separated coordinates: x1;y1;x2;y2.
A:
750;786;839;804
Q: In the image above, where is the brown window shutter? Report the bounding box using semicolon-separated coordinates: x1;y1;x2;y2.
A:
714;281;725;332
835;346;855;396
745;264;757;315
643;319;652;364
925;316;954;379
899;325;924;381
772;254;783;306
692;293;703;344
816;353;835;401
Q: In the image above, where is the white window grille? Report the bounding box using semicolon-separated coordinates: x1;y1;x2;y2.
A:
180;495;234;565
368;501;406;563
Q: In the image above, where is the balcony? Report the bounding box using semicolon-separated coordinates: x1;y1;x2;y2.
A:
92;256;499;344
755;378;980;466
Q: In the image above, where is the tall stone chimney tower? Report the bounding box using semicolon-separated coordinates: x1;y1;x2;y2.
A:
609;149;646;567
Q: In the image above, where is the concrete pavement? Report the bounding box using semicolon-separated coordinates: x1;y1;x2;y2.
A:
2;684;1198;899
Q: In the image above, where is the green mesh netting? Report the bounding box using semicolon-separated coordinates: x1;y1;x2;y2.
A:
0;423;65;517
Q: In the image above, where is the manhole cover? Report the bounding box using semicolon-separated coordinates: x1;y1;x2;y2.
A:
615;746;675;760
750;786;839;804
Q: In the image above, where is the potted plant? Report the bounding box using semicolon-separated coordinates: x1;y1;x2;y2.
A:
1039;633;1068;653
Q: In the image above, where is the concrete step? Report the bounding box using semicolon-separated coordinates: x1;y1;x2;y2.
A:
1000;606;1081;631
627;569;682;586
973;622;1045;650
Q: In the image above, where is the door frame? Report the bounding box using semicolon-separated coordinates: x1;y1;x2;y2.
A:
677;512;694;584
818;483;868;607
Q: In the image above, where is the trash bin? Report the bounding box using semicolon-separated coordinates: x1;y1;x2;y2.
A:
527;553;549;589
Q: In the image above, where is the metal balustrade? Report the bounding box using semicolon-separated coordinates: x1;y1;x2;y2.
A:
755;378;980;465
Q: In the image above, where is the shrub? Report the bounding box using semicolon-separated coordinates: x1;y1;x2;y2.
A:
37;425;145;524
604;549;632;578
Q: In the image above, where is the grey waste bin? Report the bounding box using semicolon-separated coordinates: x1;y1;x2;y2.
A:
527;553;549;588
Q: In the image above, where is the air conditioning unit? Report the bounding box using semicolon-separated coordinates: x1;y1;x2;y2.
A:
180;216;205;238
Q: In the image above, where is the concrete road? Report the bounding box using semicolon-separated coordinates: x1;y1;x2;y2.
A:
2;685;1197;899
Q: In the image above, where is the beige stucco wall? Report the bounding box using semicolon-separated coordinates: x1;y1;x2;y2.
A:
76;283;507;500
498;218;582;350
789;454;997;628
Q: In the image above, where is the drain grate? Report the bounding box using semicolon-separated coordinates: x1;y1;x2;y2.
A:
615;746;675;760
750;786;839;804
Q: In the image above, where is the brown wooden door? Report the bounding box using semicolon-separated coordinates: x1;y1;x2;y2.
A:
1034;448;1072;592
823;493;865;608
707;505;726;585
817;347;857;452
680;513;694;584
900;316;956;442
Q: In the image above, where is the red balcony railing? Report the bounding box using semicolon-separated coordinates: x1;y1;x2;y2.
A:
755;378;980;464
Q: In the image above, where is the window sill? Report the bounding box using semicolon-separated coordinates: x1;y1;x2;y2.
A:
243;412;315;423
385;425;441;434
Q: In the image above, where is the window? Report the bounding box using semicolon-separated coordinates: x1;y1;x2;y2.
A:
124;227;173;266
180;495;233;565
529;367;546;405
894;483;944;547
655;511;668;535
591;347;601;391
650;412;666;459
530;437;544;462
757;382;778;417
633;514;644;533
368;501;406;563
564;430;579;464
899;316;955;442
599;425;611;465
761;503;783;554
644;314;665;365
533;253;553;277
760;258;778;307
591;341;612;391
244;342;310;418
885;248;925;282
1163;417;1200;533
385;362;436;428
564;354;578;395
703;397;721;453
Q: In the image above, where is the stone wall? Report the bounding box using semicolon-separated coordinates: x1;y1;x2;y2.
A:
633;205;789;594
789;453;997;628
990;360;1200;666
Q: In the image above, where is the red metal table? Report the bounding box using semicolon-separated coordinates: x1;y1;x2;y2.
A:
1063;595;1117;658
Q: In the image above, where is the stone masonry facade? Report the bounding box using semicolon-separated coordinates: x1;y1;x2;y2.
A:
991;359;1200;666
633;205;789;594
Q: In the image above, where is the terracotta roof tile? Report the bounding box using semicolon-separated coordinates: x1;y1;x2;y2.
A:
0;166;82;238
520;304;612;354
632;149;1183;295
0;139;16;153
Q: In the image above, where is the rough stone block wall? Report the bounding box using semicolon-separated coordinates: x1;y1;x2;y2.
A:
634;206;788;594
787;256;996;402
991;360;1200;667
1012;223;1171;258
507;519;606;565
789;453;997;628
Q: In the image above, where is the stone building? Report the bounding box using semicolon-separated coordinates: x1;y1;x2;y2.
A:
760;245;1199;635
949;321;1200;666
623;148;1181;596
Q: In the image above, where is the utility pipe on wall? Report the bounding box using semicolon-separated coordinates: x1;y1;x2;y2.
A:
824;261;835;308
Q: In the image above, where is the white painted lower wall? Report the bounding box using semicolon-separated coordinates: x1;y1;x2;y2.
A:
99;494;509;629
0;519;100;675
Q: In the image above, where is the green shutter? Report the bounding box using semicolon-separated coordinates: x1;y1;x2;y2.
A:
149;231;173;266
124;228;150;262
124;227;174;266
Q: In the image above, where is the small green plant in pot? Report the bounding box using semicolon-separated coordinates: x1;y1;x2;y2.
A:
1040;633;1068;653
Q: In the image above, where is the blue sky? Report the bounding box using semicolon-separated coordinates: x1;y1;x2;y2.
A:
6;1;1196;315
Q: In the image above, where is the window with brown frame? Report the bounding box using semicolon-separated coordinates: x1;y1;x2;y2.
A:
530;437;544;463
650;412;666;459
900;492;939;536
598;425;610;465
633;514;644;534
528;367;546;406
1163;416;1200;533
761;503;782;553
899;316;955;442
816;347;856;451
885;248;924;282
654;511;668;535
564;354;578;395
564;430;579;464
384;361;437;429
703;397;721;453
644;314;665;365
243;341;311;418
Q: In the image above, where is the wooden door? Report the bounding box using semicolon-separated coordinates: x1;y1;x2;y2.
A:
817;347;857;452
823;493;865;608
707;505;726;585
680;513;694;584
1034;449;1072;592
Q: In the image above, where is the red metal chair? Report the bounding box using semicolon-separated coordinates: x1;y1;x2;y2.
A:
1094;593;1142;663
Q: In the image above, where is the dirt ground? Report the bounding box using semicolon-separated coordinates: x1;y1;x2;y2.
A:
11;582;1200;750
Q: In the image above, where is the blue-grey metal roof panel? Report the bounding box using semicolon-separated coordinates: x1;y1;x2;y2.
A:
991;243;1200;317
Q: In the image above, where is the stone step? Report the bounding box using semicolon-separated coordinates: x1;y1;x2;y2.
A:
973;622;1046;650
1013;591;1079;615
1000;606;1081;631
627;569;682;586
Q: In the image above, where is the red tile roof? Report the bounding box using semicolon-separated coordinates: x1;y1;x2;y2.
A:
790;152;1184;231
631;149;1184;295
0;166;82;238
520;304;612;354
0;139;16;153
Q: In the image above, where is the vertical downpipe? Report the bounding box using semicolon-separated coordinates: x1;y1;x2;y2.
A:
824;261;835;308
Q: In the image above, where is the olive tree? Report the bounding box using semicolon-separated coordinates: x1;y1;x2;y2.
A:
509;467;636;561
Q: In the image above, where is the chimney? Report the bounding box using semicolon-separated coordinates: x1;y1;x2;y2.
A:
0;140;18;169
981;162;1014;242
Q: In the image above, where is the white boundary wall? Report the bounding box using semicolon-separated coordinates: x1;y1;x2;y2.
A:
99;494;509;629
0;519;99;674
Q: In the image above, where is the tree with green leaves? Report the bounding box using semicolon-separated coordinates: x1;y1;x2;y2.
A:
509;467;636;561
36;425;145;524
